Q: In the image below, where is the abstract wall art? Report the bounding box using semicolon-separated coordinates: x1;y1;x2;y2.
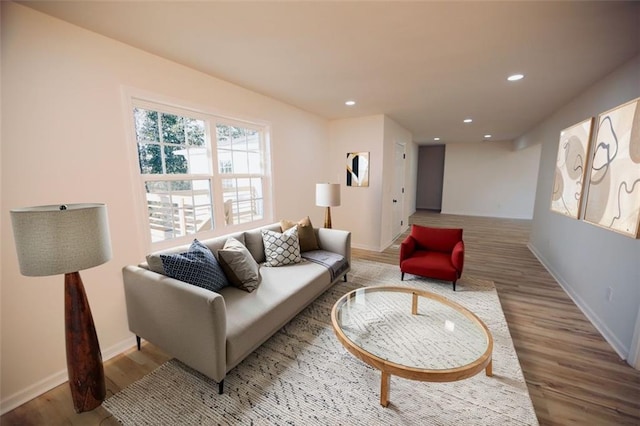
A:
550;117;594;218
583;97;640;238
346;152;369;187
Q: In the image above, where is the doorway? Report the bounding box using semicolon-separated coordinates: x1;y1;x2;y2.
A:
416;145;445;211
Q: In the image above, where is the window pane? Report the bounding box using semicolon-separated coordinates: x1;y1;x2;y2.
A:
161;113;185;144
235;201;253;224
134;108;159;142
251;178;263;198
246;129;260;151
164;146;189;174
253;199;264;220
216;125;231;147
184;147;212;175
186;118;205;147
145;179;213;242
232;151;249;173
218;150;232;174
138;143;162;174
231;127;246;151
248;152;261;173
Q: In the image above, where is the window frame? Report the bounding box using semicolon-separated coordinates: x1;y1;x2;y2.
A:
127;95;273;251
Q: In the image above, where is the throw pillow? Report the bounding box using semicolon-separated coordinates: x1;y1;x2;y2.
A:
262;226;302;267
159;239;229;293
217;237;260;292
280;216;319;252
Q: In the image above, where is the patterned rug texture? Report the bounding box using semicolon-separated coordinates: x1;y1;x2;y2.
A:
104;259;538;425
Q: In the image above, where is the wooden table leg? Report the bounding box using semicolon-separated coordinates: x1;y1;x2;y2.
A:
485;359;493;377
411;292;418;315
380;371;391;407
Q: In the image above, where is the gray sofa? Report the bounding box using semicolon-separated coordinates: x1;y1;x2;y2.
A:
122;223;351;393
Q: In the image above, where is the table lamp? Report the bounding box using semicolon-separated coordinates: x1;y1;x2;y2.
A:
316;183;341;228
10;203;112;413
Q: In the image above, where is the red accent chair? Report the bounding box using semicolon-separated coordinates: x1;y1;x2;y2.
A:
399;225;465;291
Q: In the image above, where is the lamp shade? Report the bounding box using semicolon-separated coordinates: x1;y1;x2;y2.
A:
316;183;341;207
10;203;112;277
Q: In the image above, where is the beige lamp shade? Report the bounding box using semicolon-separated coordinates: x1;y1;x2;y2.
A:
10;203;112;277
316;183;341;207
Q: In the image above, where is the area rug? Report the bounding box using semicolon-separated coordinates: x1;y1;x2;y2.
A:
104;259;538;425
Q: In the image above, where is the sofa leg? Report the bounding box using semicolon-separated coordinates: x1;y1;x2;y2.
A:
136;335;141;351
218;379;224;395
401;272;405;281
453;280;456;291
343;274;347;282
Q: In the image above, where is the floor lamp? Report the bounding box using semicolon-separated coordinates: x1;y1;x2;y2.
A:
10;203;112;413
316;183;341;228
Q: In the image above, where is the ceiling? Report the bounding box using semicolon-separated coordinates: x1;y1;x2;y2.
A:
19;1;640;144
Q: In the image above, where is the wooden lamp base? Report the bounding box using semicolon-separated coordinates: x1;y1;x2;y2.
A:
64;272;105;413
324;206;333;229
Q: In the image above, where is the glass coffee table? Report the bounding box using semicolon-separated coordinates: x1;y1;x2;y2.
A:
331;286;493;407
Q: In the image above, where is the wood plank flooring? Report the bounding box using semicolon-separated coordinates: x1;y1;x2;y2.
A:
2;211;639;425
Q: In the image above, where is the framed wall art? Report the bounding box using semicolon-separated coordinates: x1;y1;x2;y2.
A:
583;97;640;238
550;117;594;218
346;152;369;187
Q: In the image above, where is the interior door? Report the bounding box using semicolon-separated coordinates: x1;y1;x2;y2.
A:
392;143;405;238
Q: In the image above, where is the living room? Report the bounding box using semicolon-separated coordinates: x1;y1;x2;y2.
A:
2;1;639;424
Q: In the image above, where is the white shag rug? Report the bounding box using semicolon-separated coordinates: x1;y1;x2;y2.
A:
104;259;538;425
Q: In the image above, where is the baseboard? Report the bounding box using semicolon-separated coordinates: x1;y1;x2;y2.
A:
527;242;628;360
351;242;383;252
440;209;533;220
0;335;137;415
352;224;410;253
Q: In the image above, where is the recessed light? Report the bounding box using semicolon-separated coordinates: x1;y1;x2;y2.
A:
507;74;524;81
484;134;492;138
345;100;356;106
463;118;473;123
434;137;441;141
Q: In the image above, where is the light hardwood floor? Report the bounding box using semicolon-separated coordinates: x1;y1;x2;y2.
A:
2;211;639;425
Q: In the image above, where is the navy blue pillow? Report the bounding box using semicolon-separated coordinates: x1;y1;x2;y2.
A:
160;239;229;293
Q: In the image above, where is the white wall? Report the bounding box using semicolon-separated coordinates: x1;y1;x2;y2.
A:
329;116;385;251
0;2;330;412
328;115;414;251
381;116;414;249
523;54;640;360
441;141;541;219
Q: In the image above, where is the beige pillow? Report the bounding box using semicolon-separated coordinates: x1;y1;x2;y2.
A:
280;216;319;252
217;237;260;292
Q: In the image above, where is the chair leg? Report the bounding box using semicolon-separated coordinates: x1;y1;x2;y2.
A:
401;272;405;281
452;280;456;291
136;335;141;351
343;274;347;282
218;379;224;394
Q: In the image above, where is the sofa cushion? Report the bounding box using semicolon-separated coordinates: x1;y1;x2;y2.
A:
159;239;230;293
217;237;260;292
222;261;332;369
280;216;319;252
262;226;302;267
244;224;281;263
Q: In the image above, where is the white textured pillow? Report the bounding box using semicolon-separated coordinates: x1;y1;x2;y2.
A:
262;226;302;267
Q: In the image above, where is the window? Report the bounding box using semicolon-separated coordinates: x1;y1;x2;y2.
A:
132;100;270;244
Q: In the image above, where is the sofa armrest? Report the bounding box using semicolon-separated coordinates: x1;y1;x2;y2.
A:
122;265;227;382
316;228;351;265
451;240;465;277
400;235;417;264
